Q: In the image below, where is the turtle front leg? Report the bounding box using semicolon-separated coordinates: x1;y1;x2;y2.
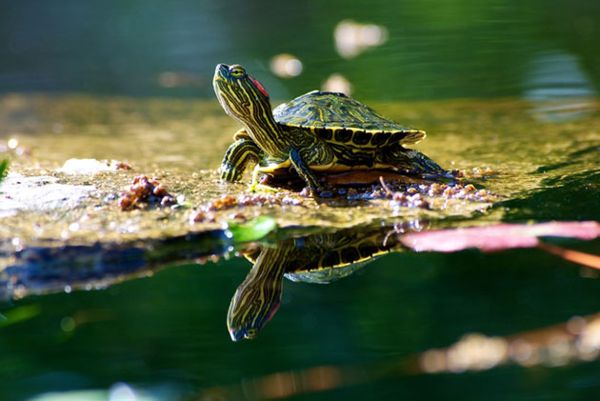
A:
249;164;278;193
220;136;262;182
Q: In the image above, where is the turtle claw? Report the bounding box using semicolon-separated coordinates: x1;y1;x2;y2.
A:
299;185;332;198
250;183;279;194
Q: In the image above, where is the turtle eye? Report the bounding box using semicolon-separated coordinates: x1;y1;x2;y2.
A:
229;66;246;78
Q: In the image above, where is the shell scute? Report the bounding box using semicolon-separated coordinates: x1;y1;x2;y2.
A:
273;91;425;147
334;129;352;143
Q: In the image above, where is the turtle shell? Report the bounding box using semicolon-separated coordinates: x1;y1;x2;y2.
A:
273;91;425;148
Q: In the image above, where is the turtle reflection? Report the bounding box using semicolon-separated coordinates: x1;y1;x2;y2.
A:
227;225;412;341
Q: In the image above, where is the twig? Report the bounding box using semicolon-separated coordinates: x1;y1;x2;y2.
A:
379;176;394;197
538;242;600;270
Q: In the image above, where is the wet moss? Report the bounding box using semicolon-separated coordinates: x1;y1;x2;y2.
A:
0;94;597;254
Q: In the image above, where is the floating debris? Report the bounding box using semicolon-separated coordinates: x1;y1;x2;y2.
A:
118;175;177;211
270;54;303;78
421;313;600;373
421;333;509;373
334;20;388;59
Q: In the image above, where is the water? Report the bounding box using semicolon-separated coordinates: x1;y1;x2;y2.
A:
1;1;600;400
0;93;598;400
1;1;599;100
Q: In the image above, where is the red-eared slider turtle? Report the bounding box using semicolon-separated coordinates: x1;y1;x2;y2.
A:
213;64;450;195
227;227;400;341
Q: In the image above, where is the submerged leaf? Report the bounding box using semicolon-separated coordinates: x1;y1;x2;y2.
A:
228;216;277;243
400;221;600;253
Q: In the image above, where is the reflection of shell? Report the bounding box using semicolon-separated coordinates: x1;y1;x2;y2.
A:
286;257;376;284
334;20;388;59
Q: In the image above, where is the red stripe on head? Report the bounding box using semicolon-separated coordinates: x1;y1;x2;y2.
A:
249;75;269;98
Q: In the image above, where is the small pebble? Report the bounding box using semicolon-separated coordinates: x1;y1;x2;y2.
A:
118;175;177;211
464;184;477;193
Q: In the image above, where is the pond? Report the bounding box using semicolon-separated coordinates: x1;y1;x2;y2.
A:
1;1;600;400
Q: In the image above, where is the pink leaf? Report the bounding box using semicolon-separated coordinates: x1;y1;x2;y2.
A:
400;221;600;253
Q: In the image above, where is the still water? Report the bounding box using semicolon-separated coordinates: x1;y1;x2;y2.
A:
1;0;600;400
1;0;600;100
0;93;598;400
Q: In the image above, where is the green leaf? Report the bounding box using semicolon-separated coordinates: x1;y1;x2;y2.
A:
228;216;277;243
0;304;41;328
0;159;8;185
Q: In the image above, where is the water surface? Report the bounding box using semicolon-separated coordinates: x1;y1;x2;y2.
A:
0;94;598;401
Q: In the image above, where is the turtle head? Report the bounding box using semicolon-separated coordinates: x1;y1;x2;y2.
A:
213;64;271;123
213;64;288;157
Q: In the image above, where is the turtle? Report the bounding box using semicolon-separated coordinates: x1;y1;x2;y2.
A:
227;226;400;341
213;63;451;195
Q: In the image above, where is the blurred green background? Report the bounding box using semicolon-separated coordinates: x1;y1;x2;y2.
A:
1;0;598;100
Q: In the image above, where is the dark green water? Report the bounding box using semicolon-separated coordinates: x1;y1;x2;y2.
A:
1;0;600;100
1;1;600;400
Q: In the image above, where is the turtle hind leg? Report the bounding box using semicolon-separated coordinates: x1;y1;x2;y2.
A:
380;145;454;180
220;137;262;182
289;148;324;194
